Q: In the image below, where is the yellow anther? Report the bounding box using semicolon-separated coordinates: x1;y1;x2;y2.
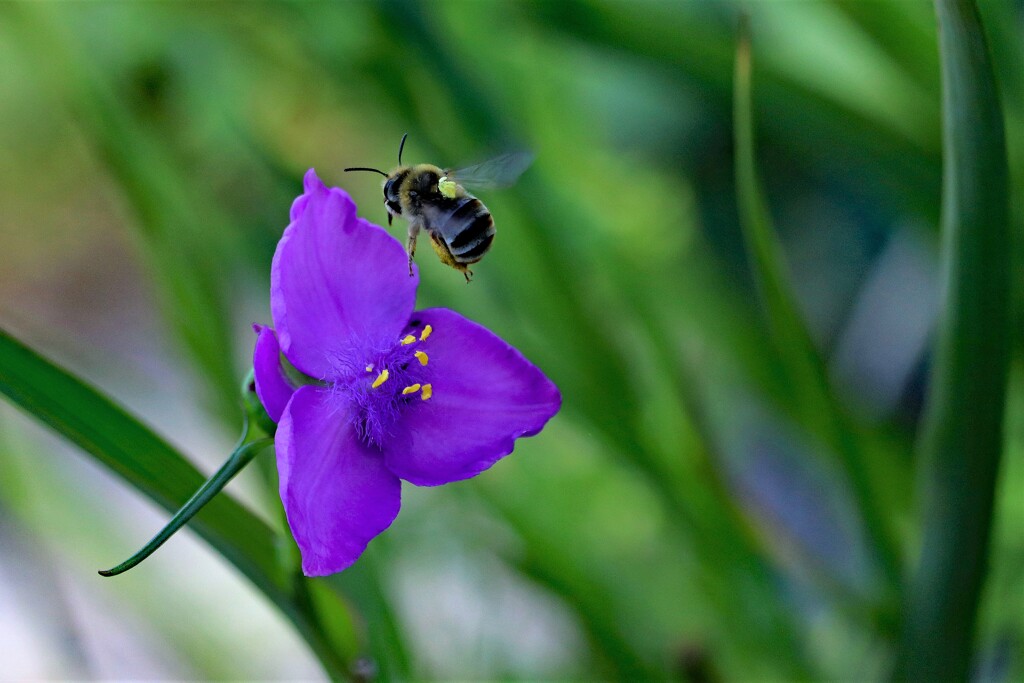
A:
420;383;433;401
400;334;416;345
371;368;390;388
414;350;429;366
402;383;421;395
419;324;432;341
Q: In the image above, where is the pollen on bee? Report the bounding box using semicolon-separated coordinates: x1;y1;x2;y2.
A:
421;383;433;401
438;177;457;199
402;383;421;395
419;324;432;341
371;368;390;388
400;334;416;345
414;350;429;366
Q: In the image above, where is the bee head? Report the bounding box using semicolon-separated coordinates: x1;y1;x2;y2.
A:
384;172;404;217
343;133;411;227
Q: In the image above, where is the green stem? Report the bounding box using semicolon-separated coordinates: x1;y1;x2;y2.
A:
895;0;1010;679
99;432;273;577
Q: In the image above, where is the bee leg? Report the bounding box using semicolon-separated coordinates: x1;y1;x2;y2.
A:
405;222;421;276
463;268;473;284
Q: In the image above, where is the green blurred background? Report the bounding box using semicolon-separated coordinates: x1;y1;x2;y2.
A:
1;0;1022;680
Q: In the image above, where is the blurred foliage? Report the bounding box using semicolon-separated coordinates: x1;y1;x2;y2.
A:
0;0;1022;680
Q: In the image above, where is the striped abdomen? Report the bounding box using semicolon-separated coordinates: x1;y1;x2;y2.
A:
434;196;495;265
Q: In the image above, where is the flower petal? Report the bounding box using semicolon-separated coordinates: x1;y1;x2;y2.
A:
383;308;561;486
277;385;402;576
252;325;295;423
272;169;418;380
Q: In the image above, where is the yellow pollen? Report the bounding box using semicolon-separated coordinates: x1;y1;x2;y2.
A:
414;350;429;366
402;383;421;395
438;177;458;199
365;364;374;372
419;324;432;341
421;383;433;401
371;368;390;388
400;334;416;345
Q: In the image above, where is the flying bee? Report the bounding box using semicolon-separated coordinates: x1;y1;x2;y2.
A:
345;134;533;282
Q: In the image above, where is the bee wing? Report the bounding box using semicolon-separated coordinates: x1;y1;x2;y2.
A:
449;151;534;190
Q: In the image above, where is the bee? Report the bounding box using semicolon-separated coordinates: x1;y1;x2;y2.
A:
346;134;532;282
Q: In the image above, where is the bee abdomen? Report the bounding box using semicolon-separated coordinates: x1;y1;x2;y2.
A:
446;200;495;264
453;227;494;263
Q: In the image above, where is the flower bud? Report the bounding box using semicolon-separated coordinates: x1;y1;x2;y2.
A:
242;368;277;436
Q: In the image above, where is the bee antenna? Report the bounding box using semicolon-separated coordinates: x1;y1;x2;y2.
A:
398;132;409;165
343;167;388;177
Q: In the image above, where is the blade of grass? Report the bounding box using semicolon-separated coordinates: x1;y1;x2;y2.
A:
733;15;900;593
528;0;942;212
475;489;671;681
0;328;279;584
830;0;939;96
7;4;242;421
329;542;415;682
98;436;273;577
0;327;359;680
894;0;1011;679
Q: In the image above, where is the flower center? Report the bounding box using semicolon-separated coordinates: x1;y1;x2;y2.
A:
345;323;434;447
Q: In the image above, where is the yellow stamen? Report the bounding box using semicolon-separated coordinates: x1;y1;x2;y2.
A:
420;383;433;401
414;350;429;366
400;334;416;345
371;368;389;388
419;324;432;341
402;383;421;395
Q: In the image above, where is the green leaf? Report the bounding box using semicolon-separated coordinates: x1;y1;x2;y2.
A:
0;328;279;585
329;543;415;682
98;436;273;578
733;14;900;592
895;0;1011;679
530;0;942;212
7;4;243;421
0;327;358;680
477;490;665;681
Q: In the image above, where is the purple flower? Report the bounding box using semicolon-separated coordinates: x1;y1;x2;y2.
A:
252;169;561;576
